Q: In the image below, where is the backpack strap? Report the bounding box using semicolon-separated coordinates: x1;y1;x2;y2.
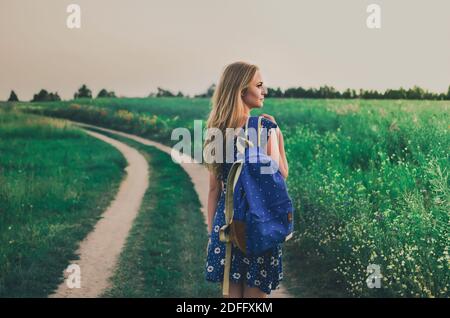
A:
245;116;262;148
236;115;261;154
219;159;243;296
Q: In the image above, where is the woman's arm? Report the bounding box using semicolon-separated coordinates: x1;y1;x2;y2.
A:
267;127;289;179
261;114;288;179
276;127;289;178
207;171;222;234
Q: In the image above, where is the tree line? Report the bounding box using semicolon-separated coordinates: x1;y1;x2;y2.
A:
196;84;450;100
6;83;450;102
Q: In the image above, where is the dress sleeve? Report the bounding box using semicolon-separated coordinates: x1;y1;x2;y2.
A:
261;117;277;130
260;117;278;141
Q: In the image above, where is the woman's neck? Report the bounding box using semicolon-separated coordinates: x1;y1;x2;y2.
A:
243;106;251;117
239;113;250;128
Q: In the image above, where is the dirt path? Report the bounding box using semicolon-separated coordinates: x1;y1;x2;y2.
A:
49;129;149;298
70;122;293;298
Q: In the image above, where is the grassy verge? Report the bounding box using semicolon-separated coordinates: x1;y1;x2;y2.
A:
0;109;126;297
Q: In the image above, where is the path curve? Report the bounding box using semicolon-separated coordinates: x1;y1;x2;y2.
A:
70;121;293;298
49;129;149;298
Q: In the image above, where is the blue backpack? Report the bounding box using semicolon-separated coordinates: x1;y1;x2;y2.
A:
219;116;294;295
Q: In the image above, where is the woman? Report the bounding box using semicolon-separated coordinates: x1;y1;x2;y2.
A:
203;61;289;298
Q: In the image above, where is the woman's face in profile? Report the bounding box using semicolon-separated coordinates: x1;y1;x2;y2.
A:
242;70;267;109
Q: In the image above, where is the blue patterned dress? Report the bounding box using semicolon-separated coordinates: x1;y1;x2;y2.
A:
205;117;283;295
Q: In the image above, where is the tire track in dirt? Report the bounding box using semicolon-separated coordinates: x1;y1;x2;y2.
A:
49;128;149;298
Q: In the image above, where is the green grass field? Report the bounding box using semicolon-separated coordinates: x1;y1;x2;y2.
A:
0;107;126;297
10;97;450;297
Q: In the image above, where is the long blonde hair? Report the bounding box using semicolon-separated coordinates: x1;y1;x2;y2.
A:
203;61;258;180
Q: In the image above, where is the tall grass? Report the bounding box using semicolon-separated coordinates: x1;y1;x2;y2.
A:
283;100;449;297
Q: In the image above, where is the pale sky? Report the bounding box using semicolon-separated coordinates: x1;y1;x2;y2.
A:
1;0;450;100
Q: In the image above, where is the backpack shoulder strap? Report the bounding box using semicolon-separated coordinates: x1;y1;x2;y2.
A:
245;116;262;148
219;160;243;296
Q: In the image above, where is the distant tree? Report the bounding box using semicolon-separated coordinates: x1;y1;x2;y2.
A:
156;87;175;97
284;87;307;98
447;85;450;100
342;88;350;99
422;90;439;100
384;87;407;99
97;89;116;98
361;89;382;99
406;86;425;100
304;87;317;98
206;84;216;97
74;84;92;99
398;87;407;99
33;89;49;102
31;89;61;102
97;89;108;98
48;92;61;101
267;87;283;98
283;87;295;98
194;84;215;98
8;90;19;102
342;88;356;99
437;93;446;100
